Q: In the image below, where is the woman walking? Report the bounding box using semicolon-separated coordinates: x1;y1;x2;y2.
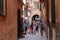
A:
29;23;33;34
33;21;36;34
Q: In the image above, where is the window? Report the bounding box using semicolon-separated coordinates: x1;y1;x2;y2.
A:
0;0;7;16
0;0;3;15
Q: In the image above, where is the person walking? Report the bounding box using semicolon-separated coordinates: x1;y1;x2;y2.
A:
23;20;27;34
29;23;33;34
26;20;30;33
33;21;36;34
40;20;44;36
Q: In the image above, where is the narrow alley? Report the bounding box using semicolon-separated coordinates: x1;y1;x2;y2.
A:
0;0;60;40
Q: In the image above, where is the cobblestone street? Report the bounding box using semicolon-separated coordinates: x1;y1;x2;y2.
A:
18;31;47;40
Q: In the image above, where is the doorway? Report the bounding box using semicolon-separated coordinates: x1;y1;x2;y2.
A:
17;9;24;39
51;0;55;23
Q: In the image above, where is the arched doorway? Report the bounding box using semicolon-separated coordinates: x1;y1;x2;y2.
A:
31;14;40;26
32;15;40;21
31;14;40;34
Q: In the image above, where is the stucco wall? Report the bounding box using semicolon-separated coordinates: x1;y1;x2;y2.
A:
30;9;41;19
55;0;60;40
55;0;60;23
0;0;18;40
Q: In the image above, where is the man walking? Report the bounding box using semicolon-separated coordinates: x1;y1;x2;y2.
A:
40;20;44;36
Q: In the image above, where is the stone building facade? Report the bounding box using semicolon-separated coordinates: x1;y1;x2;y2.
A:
44;0;60;40
0;0;22;40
